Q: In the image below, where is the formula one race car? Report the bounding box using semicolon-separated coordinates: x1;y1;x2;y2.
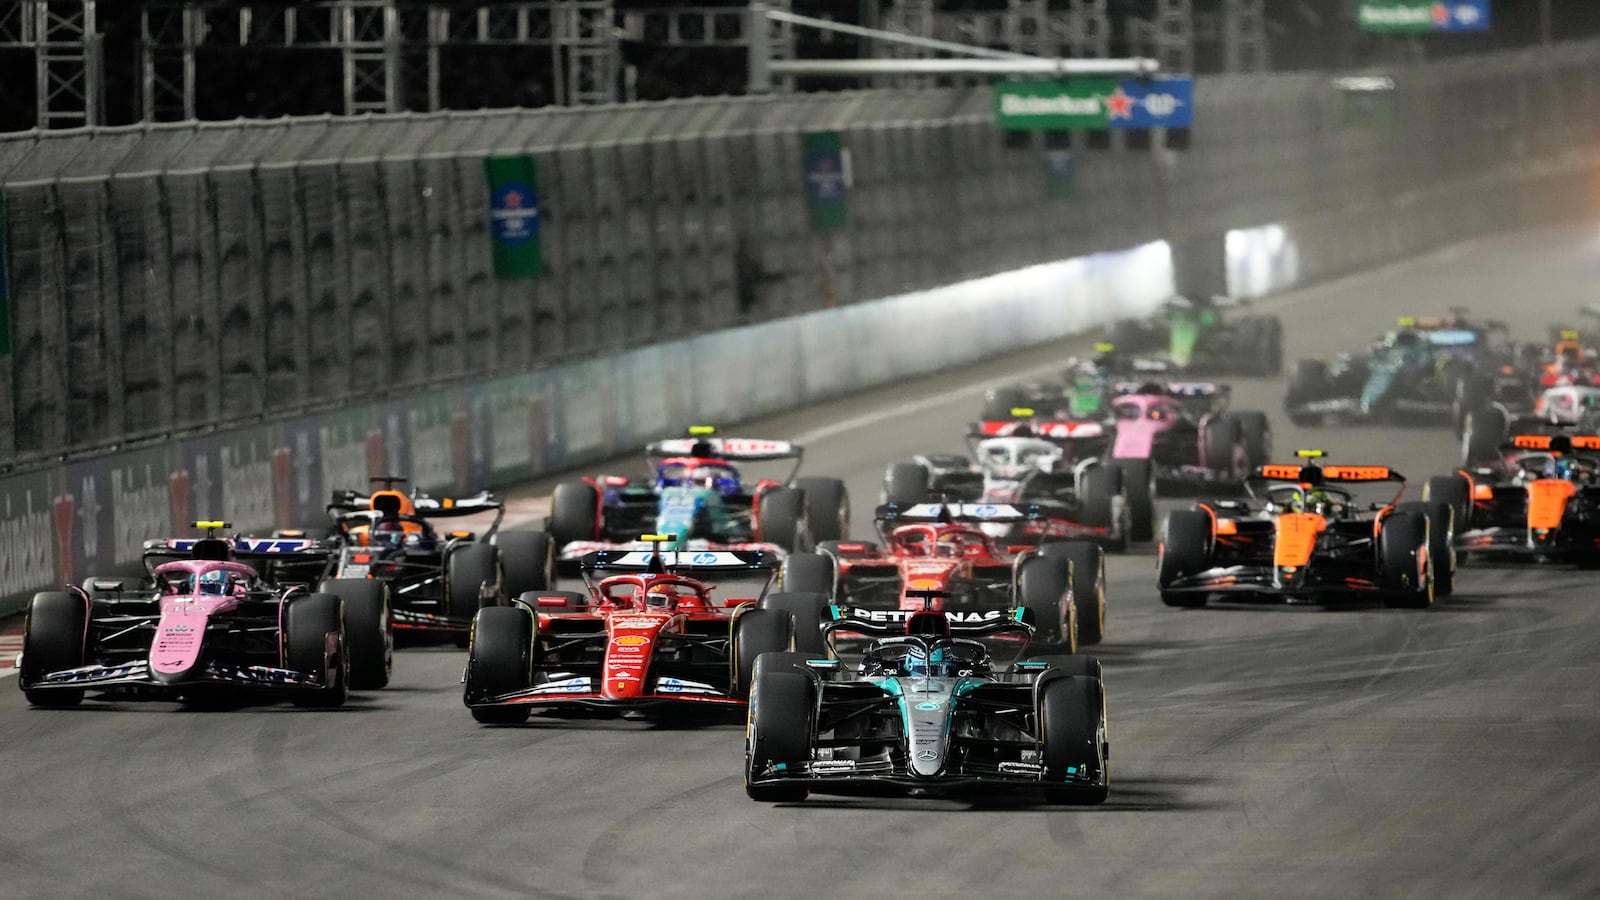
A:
18;522;390;707
1459;381;1600;465
1107;295;1283;376
1157;452;1453;608
778;502;1105;646
1425;433;1600;563
1104;380;1269;494
547;427;848;567
462;539;813;723
743;605;1108;804
882;429;1153;548
1285;316;1511;427
321;477;551;642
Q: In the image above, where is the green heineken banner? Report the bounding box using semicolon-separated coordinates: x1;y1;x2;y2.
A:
1358;1;1489;33
802;131;849;232
485;155;543;279
994;78;1195;131
0;193;11;355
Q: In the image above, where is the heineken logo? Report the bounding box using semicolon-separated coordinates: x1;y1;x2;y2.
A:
998;94;1102;117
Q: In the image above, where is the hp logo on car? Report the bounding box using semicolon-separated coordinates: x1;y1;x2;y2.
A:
692;552;718;565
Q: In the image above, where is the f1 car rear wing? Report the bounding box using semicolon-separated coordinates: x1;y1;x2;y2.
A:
1250;463;1406;485
821;604;1035;639
970;416;1105;440
578;547;780;574
644;436;802;462
1111;380;1229;398
327;487;504;518
874;502;1042;524
1503;433;1600;454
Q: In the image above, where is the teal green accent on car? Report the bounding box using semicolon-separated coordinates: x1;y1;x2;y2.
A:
654;486;736;548
1169;307;1201;368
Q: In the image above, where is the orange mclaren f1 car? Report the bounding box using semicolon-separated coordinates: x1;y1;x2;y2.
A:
1157;451;1454;608
1425;433;1600;563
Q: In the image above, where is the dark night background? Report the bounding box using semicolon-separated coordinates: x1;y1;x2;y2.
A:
0;1;1596;131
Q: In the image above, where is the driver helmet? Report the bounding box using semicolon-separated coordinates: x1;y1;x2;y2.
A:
196;569;234;596
689;465;740;496
644;584;677;610
369;517;408;547
902;644;948;677
1391;329;1421;349
1541;456;1572;480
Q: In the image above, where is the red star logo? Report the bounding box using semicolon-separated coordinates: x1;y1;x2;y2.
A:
1105;87;1135;120
1432;3;1449;25
504;191;523;207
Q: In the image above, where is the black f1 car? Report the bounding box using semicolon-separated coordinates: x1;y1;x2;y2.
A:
743;604;1108;804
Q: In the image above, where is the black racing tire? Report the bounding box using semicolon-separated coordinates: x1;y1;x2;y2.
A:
883;462;930;507
1285;359;1329;426
548;480;600;548
1076;463;1126;552
318;578;393;690
1378;511;1434;609
794;477;850;544
745;652;814;802
1023;654;1102;680
1039;541;1107;645
756;487;809;554
285;592;348;708
493;530;553;598
982;386;1028;421
1202;415;1245;479
447;542;501;618
1110;457;1155;543
1040;675;1108;805
1460;406;1507;467
1018;555;1076;651
1158;509;1213;608
780;552;835;597
732;608;794;699
20;591;88;707
1398;501;1455;598
759;592;832;657
1423;473;1474;534
1231;411;1272;469
465;606;535;724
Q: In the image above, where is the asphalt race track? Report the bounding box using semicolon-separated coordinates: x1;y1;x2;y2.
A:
6;224;1600;899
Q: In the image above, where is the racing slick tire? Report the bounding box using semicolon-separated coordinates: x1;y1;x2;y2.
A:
548;480;600;548
733;608;795;699
759;592;832;657
20;591;87;707
285;592;349;708
745;652;815;802
447;542;501;619
1109;457;1156;542
1378;511;1434;609
883;462;930;507
493;530;554;598
1038;541;1107;645
794;477;850;544
1040;675;1108;805
1018;555;1077;652
756;487;809;554
1022;654;1102;680
1158;509;1214;608
780;552;835;597
318;578;393;690
1201;415;1247;481
1076;463;1128;552
464;606;534;724
1285;359;1330;427
1460;406;1507;467
1398;501;1455;597
1230;411;1272;469
1424;473;1474;534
